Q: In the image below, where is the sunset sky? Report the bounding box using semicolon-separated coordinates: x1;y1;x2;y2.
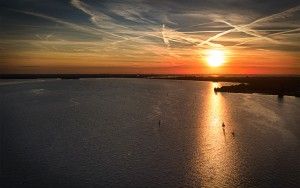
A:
1;0;300;74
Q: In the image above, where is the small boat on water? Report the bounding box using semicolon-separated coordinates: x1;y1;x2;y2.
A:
222;122;225;128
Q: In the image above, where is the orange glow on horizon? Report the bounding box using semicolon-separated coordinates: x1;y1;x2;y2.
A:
1;48;299;75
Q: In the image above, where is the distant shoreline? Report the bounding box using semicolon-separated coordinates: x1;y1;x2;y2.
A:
1;74;300;97
1;74;300;79
153;75;300;97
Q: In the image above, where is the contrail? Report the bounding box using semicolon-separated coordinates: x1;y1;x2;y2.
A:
11;9;128;40
71;0;218;49
163;24;223;48
71;0;166;46
234;27;300;46
198;29;233;46
174;21;216;31
71;0;128;30
35;34;43;40
162;24;170;47
72;0;154;30
250;5;300;25
200;5;300;46
219;20;277;43
271;28;300;36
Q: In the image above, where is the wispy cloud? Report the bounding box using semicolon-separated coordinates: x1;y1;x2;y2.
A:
218;20;277;43
161;24;170;47
70;0;127;30
1;0;300;73
12;9;127;40
201;6;300;46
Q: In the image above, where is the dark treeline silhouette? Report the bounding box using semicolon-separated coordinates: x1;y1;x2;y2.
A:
212;77;300;97
152;75;300;97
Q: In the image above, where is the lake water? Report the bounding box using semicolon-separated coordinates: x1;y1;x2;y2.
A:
1;78;299;187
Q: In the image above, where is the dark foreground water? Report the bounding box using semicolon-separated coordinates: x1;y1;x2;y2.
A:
1;78;300;187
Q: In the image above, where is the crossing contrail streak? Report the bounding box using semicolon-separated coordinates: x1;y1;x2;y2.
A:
200;5;300;46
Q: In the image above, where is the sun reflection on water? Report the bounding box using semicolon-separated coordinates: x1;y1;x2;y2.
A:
193;82;240;187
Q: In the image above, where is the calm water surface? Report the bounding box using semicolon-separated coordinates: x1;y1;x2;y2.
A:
1;78;300;187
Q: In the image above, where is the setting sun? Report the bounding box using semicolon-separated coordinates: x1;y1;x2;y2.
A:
206;49;226;67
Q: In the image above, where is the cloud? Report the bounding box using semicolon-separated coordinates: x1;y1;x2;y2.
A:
70;0;126;30
11;9;128;40
200;5;300;46
161;24;170;47
218;20;278;43
234;27;300;47
1;0;300;72
108;2;156;24
251;5;300;25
